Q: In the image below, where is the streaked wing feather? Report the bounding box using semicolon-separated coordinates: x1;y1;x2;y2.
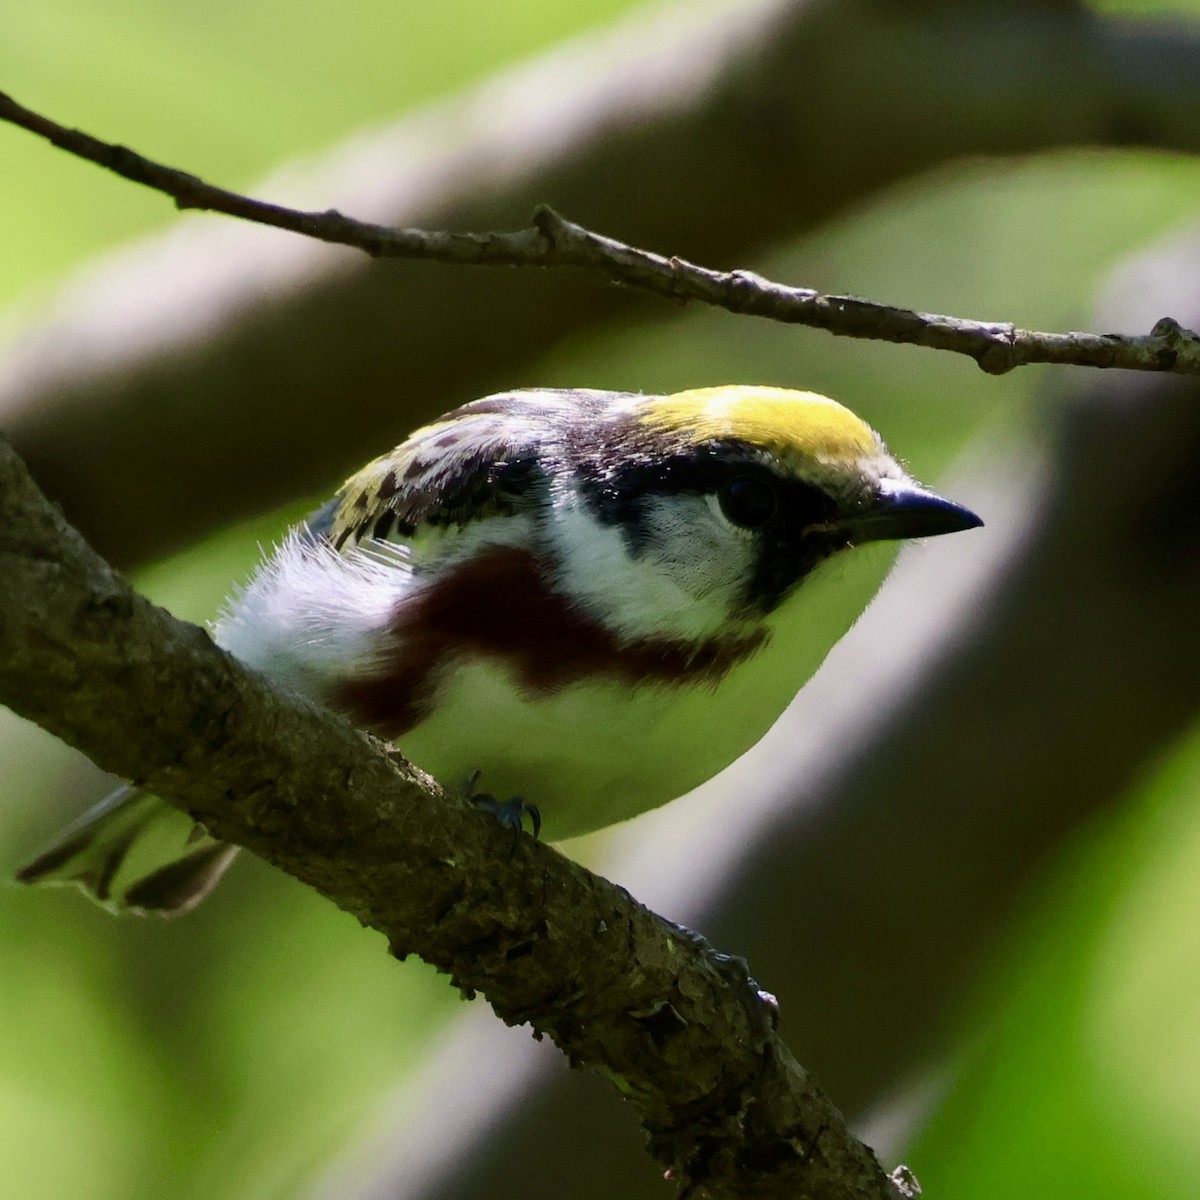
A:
322;399;570;552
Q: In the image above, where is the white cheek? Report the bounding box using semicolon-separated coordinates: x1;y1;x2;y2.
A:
548;494;751;643
643;495;752;602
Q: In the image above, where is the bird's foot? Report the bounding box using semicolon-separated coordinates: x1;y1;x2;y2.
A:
459;771;541;841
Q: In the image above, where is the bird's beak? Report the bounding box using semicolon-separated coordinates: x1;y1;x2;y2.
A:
840;478;983;544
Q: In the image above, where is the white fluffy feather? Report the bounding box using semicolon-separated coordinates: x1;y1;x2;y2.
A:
213;531;411;698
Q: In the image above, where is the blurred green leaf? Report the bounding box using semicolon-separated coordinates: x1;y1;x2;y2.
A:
911;722;1200;1200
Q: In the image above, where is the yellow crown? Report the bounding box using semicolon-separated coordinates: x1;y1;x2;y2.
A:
640;386;879;463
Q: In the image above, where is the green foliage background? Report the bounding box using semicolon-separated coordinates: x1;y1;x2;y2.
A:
3;0;1200;1197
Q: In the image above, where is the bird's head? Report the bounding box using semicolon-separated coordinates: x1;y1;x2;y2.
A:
547;384;981;646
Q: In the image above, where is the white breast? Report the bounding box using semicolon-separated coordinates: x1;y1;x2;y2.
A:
393;541;897;837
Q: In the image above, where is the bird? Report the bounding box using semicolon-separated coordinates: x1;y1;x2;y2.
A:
17;384;981;916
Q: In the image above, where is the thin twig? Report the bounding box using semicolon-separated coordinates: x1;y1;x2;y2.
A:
3;88;1198;377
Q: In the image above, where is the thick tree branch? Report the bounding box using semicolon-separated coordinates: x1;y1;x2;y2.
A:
4;88;1199;379
0;430;909;1200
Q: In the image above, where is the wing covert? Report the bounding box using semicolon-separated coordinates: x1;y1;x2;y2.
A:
319;398;561;552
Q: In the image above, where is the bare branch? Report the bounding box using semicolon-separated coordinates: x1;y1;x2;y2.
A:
0;428;908;1200
4;87;1199;379
8;1;1200;567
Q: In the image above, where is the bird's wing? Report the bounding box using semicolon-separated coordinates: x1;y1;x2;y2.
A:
314;389;630;552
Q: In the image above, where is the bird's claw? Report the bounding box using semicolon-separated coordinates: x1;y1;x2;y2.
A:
459;772;541;841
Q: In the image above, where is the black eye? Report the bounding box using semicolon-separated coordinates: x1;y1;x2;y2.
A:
718;475;778;529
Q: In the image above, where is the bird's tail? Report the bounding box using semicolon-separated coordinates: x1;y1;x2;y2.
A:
15;785;239;917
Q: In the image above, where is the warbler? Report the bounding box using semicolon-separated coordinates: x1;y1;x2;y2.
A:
18;385;980;915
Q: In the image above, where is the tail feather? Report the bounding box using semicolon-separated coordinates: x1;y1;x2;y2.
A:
121;841;241;916
16;786;239;917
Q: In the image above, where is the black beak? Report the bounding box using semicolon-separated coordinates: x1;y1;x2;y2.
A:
840;478;983;544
